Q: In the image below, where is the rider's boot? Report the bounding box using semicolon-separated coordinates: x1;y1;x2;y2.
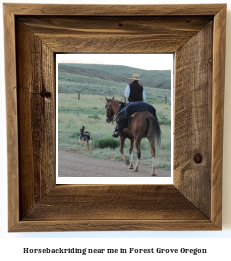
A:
112;127;123;138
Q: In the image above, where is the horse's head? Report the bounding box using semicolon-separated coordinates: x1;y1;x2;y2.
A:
105;96;118;123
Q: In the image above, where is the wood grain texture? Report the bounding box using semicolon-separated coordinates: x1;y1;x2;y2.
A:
18;16;213;53
174;22;213;218
11;220;218;232
16;19;56;218
13;185;217;232
3;3;226;16
22;185;207;221
211;5;226;228
4;3;226;231
3;4;20;231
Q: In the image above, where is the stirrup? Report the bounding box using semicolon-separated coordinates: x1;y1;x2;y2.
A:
112;133;119;138
112;130;123;138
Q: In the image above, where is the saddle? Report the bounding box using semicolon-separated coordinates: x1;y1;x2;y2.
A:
124;101;157;120
116;101;157;129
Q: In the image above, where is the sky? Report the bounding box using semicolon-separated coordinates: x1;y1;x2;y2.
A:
56;53;174;71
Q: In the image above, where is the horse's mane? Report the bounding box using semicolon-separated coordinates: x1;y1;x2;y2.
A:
110;99;127;106
111;99;127;113
109;98;119;104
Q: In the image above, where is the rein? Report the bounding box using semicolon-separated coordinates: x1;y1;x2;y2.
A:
106;97;127;124
106;100;117;124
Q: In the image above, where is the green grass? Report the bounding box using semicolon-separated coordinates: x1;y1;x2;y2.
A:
58;93;171;170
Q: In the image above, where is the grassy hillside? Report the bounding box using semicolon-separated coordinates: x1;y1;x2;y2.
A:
58;63;171;96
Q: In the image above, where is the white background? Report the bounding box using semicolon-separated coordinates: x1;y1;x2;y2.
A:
0;0;231;260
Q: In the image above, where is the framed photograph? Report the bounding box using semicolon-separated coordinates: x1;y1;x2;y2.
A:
56;53;173;185
4;3;226;231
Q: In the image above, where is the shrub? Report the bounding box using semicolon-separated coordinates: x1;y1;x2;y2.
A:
97;137;120;149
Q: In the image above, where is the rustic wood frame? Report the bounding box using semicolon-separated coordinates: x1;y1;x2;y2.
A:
4;4;226;232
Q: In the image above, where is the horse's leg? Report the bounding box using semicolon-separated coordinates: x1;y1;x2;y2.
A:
119;136;125;160
149;138;156;176
119;136;129;165
128;139;134;169
134;138;141;172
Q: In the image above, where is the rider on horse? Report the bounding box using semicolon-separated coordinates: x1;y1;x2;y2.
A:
112;73;147;138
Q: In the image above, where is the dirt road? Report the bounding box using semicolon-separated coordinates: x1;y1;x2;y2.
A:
58;149;171;177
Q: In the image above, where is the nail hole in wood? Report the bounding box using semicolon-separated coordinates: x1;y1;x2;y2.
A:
194;153;203;164
40;90;52;99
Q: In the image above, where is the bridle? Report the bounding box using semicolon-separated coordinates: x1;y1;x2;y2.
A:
105;99;117;124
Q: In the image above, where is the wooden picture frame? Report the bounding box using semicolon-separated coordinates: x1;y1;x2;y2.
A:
4;3;226;232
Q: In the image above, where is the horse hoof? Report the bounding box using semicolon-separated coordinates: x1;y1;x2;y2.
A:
151;173;156;176
133;169;138;172
129;165;133;169
125;159;130;166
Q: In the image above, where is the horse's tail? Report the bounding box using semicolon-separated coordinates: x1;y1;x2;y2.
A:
146;116;161;147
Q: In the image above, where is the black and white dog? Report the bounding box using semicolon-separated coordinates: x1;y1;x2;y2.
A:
77;126;92;150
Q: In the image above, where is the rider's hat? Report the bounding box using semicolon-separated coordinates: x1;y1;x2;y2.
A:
129;73;140;81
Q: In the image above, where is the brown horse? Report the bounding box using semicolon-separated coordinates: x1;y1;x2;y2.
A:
105;97;161;176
